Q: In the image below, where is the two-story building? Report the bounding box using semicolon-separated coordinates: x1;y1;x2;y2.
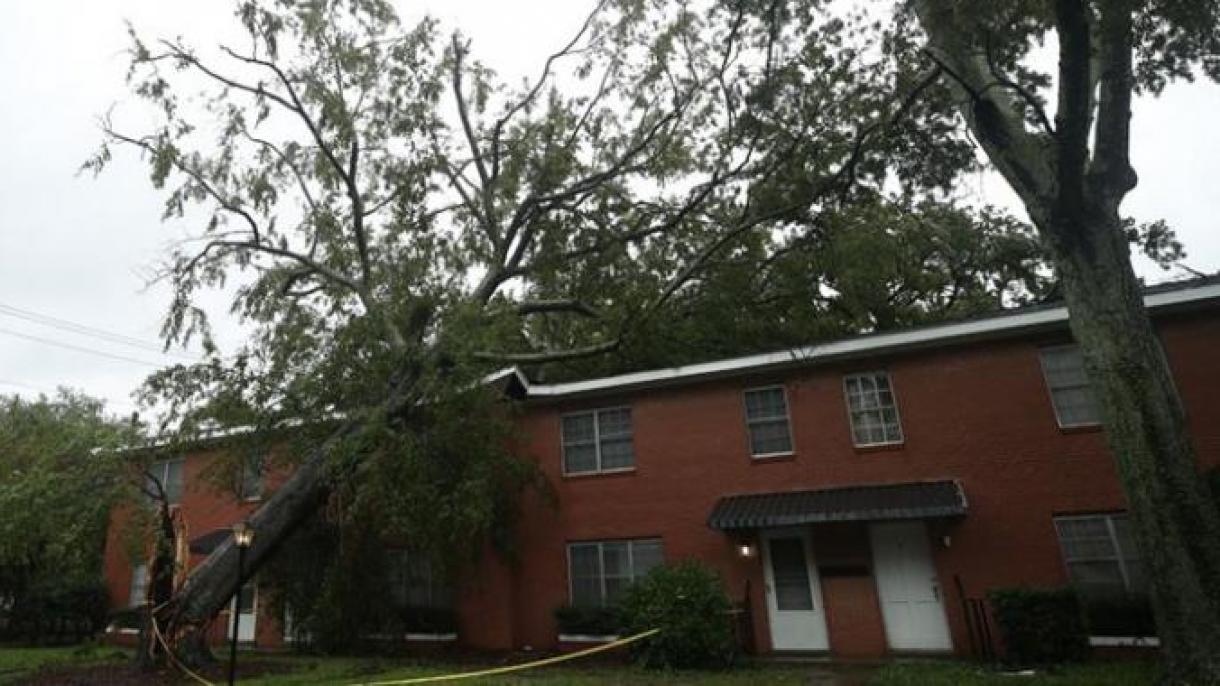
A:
103;277;1220;657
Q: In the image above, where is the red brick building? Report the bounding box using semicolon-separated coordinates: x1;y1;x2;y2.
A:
103;278;1220;657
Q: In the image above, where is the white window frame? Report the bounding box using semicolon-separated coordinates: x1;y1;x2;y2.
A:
146;458;185;505
128;563;149;608
1054;513;1142;594
1039;344;1102;428
237;454;264;502
842;371;904;447
565;538;663;607
743;385;795;458
561;406;635;476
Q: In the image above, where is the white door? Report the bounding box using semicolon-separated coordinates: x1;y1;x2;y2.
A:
762;529;829;651
228;582;257;643
870;521;952;651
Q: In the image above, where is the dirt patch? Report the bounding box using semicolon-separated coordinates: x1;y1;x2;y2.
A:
16;659;294;685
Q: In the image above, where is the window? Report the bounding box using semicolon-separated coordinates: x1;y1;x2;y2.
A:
1040;345;1102;427
128;563;149;607
1054;513;1154;636
145;458;185;505
843;372;903;446
561;407;634;475
387;550;453;609
567;539;663;607
237;455;264;501
744;387;794;457
1054;514;1146;598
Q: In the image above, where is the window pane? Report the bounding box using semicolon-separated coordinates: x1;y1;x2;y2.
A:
769;537;814;611
236;583;256;613
1067;561;1126;595
749;419;793;455
562;413;595;445
604;576;631;605
241;456;263;500
745;388;786;420
631;540;664;579
597;409;632;438
844;373;901;445
602;543;630;579
1041;347;1101;426
569;544;601;606
129;563;148;607
165;460;184;504
598;437;634;470
564;443;598;474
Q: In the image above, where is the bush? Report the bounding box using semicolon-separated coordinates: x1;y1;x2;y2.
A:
553;604;621;636
988;586;1089;665
618;561;736;670
1084;595;1156;637
0;579;109;643
387;605;458;634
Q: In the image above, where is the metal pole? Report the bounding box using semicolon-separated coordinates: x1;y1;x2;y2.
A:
228;544;246;686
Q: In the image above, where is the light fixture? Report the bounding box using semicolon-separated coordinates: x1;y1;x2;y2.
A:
232;520;255;548
737;542;756;558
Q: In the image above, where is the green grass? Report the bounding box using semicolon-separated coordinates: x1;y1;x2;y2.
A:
0;646;1161;686
0;643;129;684
867;660;1157;686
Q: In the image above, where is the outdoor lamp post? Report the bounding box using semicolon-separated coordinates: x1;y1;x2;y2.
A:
227;521;255;686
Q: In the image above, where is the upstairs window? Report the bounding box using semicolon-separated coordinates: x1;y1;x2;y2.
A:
562;407;634;475
567;539;663;607
128;563;149;608
237;455;264;502
843;372;904;446
744;387;794;457
145;458;185;505
1040;345;1102;427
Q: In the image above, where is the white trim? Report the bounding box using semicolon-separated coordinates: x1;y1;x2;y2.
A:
512;282;1220;400
560;406;635;476
842;371;904;448
743;385;795;458
1089;636;1160;648
558;633;619;642
366;632;458;641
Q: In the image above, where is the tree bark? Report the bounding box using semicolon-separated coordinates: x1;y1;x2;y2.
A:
1044;206;1220;683
158;418;365;665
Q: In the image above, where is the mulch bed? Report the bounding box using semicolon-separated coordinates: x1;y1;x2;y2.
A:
16;659;295;685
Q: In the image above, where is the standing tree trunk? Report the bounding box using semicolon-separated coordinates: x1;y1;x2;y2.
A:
912;0;1220;680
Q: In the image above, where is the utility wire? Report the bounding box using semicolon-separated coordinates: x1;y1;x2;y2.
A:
0;301;200;362
0;325;170;368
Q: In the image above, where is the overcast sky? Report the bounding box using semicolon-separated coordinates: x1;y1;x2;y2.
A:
1;1;1217;416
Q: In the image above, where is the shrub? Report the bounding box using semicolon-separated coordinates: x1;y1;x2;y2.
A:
618;561;736;669
1083;595;1156;637
0;578;109;643
553;604;621;636
988;586;1089;665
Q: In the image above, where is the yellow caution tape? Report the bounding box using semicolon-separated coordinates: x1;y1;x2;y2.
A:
355;628;661;685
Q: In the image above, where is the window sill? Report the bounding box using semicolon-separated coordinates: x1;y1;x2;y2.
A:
750;451;796;463
1057;423;1103;435
853;441;905;454
1089;636;1159;648
558;633;619;643
562;468;637;480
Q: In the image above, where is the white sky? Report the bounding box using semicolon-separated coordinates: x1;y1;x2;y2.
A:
0;1;1217;416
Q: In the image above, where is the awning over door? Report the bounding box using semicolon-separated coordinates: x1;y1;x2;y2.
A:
707;480;966;531
188;528;231;554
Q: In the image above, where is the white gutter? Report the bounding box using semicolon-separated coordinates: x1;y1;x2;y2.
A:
517;281;1220;400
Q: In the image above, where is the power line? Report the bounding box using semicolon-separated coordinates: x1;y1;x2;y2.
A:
0;301;200;362
0;325;170;368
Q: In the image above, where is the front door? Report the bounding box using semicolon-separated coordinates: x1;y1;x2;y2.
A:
762;529;829;651
869;521;952;651
228;582;257;643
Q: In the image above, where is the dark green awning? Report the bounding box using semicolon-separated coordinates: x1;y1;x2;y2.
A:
707;480;966;531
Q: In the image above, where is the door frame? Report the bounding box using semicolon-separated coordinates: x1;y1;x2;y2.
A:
761;527;829;652
228;581;258;643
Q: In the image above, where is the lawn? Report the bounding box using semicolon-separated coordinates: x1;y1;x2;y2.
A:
0;645;1159;686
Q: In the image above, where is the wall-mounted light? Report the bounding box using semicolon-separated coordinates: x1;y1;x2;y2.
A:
737;542;756;558
941;534;952;549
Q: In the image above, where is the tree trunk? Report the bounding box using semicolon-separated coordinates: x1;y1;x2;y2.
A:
158;419;365;665
1043;205;1220;683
